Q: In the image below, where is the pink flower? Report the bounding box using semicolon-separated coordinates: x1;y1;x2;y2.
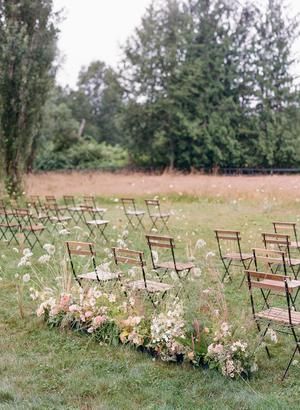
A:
85;311;93;318
92;315;107;327
59;294;71;309
69;304;79;312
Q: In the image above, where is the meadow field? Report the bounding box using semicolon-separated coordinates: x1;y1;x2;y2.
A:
1;173;300;409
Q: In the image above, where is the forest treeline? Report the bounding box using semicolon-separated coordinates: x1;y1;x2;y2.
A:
1;0;300;194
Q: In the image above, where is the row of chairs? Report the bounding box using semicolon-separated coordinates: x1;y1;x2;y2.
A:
215;225;300;283
214;225;300;380
66;234;195;307
29;195;171;231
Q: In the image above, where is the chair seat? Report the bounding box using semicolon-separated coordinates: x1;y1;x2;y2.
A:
22;224;45;231
91;207;107;213
290;241;300;249
68;207;83;212
156;261;195;271
150;213;170;218
224;252;253;261
289;257;300;266
256;307;300;325
127;279;173;293
86;219;109;225
126;210;145;216
50;216;72;222
78;270;120;281
252;279;300;292
0;223;18;228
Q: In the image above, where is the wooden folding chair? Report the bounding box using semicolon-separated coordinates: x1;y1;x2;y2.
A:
112;247;173;308
82;195;107;219
145;199;170;231
46;204;72;232
214;229;253;283
63;195;76;207
246;269;300;380
252;247;287;275
262;233;300;279
81;205;109;242
14;208;45;248
65;241;120;287
0;205;19;244
45;195;68;214
273;222;300;254
121;198;145;230
146;234;195;281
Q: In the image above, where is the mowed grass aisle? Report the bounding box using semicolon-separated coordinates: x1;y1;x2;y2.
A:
1;190;300;409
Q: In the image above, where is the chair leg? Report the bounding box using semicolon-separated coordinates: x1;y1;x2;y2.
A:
253;321;271;359
221;259;232;282
281;344;299;381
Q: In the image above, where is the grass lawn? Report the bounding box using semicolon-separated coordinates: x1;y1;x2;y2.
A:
1;191;300;409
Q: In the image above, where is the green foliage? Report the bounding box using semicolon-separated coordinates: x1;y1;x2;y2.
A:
35;138;128;170
120;0;300;170
0;0;58;195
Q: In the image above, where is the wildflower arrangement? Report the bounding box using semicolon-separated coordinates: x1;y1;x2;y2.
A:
11;235;258;380
205;322;257;379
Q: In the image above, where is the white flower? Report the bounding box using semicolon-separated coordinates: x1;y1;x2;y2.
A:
206;251;215;259
43;244;55;255
38;254;51;264
267;328;278;343
18;256;31;267
13;247;19;253
58;229;70;235
23;273;31;283
23;248;33;257
195;239;206;249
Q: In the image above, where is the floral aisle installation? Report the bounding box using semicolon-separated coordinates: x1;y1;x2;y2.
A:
12;239;257;380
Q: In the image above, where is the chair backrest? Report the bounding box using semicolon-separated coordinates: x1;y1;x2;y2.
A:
27;196;42;213
0;204;10;222
273;222;298;246
112;247;145;267
252;247;287;275
63;195;75;206
65;241;97;283
29;195;42;206
246;269;294;325
45;195;57;205
83;195;96;207
214;229;242;257
121;198;137;213
145;199;161;216
146;234;176;268
13;208;32;228
262;232;292;263
112;247;146;284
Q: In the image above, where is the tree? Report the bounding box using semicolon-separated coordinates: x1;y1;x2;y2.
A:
68;61;124;144
0;0;58;196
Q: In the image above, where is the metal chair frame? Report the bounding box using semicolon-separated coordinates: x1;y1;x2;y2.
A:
262;232;300;279
273;222;300;254
14;208;45;248
146;234;194;281
145;199;170;232
121;198;145;230
246;269;300;380
112;247;172;308
0;205;19;244
81;205;109;242
66;241;120;287
214;229;253;283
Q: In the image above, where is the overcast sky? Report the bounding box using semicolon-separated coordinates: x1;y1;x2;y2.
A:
53;0;300;89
